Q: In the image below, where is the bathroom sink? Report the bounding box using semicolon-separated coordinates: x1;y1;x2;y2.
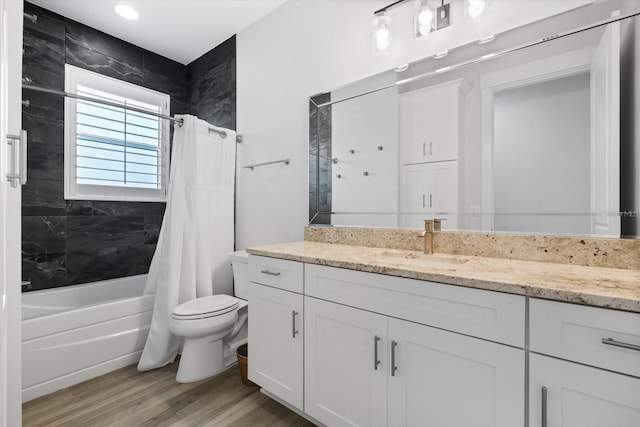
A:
367;251;470;269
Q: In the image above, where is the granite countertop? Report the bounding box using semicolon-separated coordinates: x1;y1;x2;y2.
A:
246;241;640;313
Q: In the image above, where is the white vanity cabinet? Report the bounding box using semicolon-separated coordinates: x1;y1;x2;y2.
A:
247;256;304;411
529;299;640;427
387;318;524;427
304;264;525;427
304;297;388;427
399;79;465;165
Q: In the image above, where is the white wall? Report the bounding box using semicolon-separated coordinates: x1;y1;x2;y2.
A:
235;0;592;248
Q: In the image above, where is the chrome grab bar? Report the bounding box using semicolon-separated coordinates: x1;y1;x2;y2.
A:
244;159;290;170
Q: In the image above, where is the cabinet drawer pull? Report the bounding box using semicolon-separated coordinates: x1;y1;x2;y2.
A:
292;310;299;338
601;337;640;351
260;270;281;276
391;340;398;377
374;335;381;370
541;386;548;427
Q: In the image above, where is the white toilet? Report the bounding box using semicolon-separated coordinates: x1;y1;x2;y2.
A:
169;250;249;383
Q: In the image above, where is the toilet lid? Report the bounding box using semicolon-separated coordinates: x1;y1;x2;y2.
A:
172;295;239;319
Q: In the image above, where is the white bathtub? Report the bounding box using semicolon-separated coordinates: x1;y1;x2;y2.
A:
22;274;154;402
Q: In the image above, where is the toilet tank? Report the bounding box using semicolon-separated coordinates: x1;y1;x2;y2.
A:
229;250;249;300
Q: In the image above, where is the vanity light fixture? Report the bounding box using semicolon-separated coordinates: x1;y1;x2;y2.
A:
115;4;139;20
465;0;489;19
372;13;393;54
371;0;467;53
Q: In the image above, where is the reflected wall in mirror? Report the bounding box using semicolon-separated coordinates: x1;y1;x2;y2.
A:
309;1;640;239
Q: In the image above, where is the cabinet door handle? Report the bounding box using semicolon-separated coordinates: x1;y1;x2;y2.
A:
374;335;381;370
423;142;426;156
422;194;426;208
541;386;548;427
391;340;398;377
429;141;433;155
292;310;299;338
602;337;640;351
260;270;281;276
429;193;433;208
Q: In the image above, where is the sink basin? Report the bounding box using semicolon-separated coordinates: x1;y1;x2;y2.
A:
367;251;470;269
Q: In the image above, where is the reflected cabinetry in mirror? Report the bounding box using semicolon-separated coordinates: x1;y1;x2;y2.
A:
309;2;640;239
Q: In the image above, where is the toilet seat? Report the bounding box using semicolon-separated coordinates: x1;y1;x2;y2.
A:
172;295;239;320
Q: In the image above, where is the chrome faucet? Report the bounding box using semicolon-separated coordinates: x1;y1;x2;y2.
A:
417;219;442;255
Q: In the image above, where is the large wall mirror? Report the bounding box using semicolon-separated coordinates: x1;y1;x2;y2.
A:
309;1;640;239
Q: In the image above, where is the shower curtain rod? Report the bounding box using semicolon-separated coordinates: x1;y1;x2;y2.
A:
22;84;243;143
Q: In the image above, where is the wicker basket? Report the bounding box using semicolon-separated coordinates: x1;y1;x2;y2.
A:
236;344;257;386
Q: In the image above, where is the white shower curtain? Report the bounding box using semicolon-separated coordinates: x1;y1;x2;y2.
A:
138;115;236;371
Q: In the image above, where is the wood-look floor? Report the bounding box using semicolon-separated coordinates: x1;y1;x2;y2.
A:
22;361;316;427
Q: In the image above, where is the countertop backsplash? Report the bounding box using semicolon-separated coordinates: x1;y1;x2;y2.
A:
304;226;640;271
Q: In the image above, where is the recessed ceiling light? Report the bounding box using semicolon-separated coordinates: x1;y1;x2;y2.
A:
115;4;139;20
393;64;409;73
433;50;449;59
478;35;496;44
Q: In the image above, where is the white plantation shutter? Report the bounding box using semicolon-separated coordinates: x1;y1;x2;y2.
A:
64;65;170;201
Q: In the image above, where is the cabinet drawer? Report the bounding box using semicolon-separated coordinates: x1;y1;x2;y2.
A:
530;298;640;377
248;255;303;293
305;264;525;347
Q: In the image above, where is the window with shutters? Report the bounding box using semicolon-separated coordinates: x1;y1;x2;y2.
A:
64;64;170;202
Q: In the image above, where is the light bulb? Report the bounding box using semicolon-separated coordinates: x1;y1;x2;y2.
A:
418;8;434;27
467;0;487;18
372;14;392;54
414;1;435;38
375;26;390;43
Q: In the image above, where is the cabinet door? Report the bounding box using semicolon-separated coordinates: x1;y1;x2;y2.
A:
400;90;434;164
530;354;640;427
400;82;461;165
388;318;524;427
248;283;303;410
305;297;387;427
400;162;458;229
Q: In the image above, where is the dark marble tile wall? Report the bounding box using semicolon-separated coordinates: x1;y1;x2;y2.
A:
186;36;236;130
309;94;332;225
22;2;189;291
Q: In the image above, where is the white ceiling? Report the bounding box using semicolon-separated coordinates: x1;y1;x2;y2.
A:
28;0;288;65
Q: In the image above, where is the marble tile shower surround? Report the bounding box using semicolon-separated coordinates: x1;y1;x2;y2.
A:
21;2;236;291
187;36;236;131
304;226;640;271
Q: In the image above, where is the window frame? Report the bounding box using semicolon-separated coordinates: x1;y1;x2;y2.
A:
64;64;170;202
